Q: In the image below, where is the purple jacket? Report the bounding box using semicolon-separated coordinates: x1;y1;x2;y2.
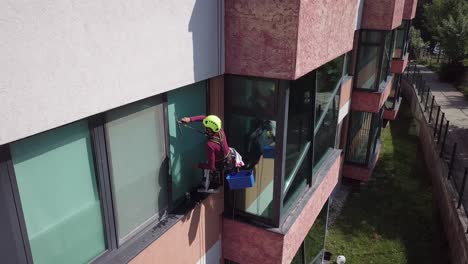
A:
189;115;230;170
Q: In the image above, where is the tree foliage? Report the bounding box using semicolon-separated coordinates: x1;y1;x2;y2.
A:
436;9;468;64
424;0;468;65
409;27;429;59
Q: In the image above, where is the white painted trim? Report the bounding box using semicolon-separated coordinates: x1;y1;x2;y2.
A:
338;101;350;123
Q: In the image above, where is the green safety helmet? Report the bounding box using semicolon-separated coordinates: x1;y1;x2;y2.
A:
203;115;222;132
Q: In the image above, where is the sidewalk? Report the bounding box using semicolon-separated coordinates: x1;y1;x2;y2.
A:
416;65;468;129
416;65;468;166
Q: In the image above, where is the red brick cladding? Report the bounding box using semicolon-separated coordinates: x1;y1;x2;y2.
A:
403;0;417;20
225;0;358;80
384;96;401;120
343;141;381;181
294;0;358;79
391;54;409;74
223;151;341;264
360;0;405;30
351;75;394;113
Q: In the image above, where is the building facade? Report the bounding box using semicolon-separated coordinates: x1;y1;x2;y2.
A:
0;0;417;263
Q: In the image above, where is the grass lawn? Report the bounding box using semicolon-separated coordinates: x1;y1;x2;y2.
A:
325;104;439;263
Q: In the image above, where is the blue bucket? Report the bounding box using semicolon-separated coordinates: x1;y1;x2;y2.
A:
226;170;255;190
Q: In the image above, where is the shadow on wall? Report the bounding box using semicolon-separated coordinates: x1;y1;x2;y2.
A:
189;0;222;82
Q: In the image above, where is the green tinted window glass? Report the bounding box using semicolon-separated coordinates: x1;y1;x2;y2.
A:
316;55;344;123
356;45;380;90
225;76;277;220
167;81;207;203
105;97;168;243
11;121;106;264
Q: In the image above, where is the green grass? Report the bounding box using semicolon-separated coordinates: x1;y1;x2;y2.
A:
326;104;437;263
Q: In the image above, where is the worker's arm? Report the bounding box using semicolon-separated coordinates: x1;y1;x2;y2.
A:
198;144;216;170
180;115;206;123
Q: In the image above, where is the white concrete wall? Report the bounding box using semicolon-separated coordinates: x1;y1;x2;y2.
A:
0;0;223;144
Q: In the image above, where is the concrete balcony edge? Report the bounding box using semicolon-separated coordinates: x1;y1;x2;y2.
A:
222;150;342;264
343;140;382;182
384;97;402;120
391;53;409;74
351;75;394;113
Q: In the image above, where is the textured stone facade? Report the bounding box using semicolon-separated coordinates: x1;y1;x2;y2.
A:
391;54;409;74
360;0;405;30
225;0;358;80
351;76;394;113
403;0;417;20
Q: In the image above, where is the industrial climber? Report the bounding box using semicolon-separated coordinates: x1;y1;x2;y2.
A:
180;115;243;192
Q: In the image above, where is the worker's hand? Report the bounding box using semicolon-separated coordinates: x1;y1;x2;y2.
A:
180;117;191;123
192;164;199;169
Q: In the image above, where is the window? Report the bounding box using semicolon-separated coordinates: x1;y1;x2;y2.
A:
10;120;106;264
345;110;383;165
283;72;315;213
105;96;169;244
3;81;211;263
223;56;345;224
167;81;208;205
355;30;394;91
380;31;394;84
385;74;402;110
393;20;411;59
225;76;278;221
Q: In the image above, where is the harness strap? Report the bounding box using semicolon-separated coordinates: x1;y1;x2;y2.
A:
209;132;230;162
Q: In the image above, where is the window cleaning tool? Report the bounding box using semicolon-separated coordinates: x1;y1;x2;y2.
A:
175;112;206;136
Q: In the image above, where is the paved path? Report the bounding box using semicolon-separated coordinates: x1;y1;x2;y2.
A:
414;64;468;191
416;65;468;129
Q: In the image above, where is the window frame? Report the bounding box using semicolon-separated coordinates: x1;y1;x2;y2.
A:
345;110;383;166
224;55;345;227
393;20;411;59
354;29;394;92
0;84;210;263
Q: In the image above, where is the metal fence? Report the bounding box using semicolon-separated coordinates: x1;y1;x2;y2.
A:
405;63;468;233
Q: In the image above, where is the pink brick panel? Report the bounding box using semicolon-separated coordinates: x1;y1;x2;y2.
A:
282;153;341;263
294;0;358;79
340;76;353;108
225;0;299;79
351;75;394;113
129;192;223;264
361;0;405;30
222;218;284;264
391;54;409;74
343;142;381;181
403;0;417;20
392;0;405;29
384;99;401;120
351;91;381;112
384;108;398;120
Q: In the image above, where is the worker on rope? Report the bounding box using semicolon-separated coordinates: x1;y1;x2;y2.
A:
180;115;243;192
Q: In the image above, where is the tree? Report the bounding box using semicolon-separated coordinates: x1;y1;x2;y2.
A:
409;27;429;59
436;9;468;65
424;0;468;65
423;0;460;41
